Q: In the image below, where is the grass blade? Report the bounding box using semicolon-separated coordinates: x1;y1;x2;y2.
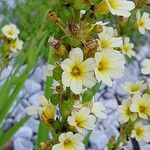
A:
0;115;29;149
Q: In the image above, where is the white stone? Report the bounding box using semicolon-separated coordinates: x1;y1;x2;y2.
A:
3;118;14;131
32;66;46;83
102;98;118;111
102;111;119;129
105;125;120;139
0;66;13;81
14;126;33;140
25;118;39;133
28;91;44;106
21;98;30;107
14;138;33;150
90;129;108;150
14;138;24;150
25;79;41;95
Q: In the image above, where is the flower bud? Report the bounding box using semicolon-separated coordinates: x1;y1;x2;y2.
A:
68;22;80;35
48;11;61;25
84;39;96;50
48;37;61;50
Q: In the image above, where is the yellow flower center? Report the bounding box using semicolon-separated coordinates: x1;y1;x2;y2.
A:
123;44;130;52
7;29;14;36
135;127;143;137
98;59;110;72
40;106;54;124
71;66;81;76
130;84;139;92
75;116;85;127
139;105;146;113
139;19;145;27
10;41;17;49
64;139;72;146
100;39;111;49
108;0;120;9
126;107;132;116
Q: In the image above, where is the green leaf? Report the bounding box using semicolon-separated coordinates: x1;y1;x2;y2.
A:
36;122;49;149
0;66;32;125
51;94;60;105
107;136;116;150
52;120;62;130
73;0;86;10
53;67;62;81
83;130;92;145
59;99;74;119
82;90;93;103
91;83;100;95
64;99;74;111
0;116;29;148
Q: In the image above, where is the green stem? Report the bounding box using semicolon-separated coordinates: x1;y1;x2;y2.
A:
36;48;55;149
83;130;92;145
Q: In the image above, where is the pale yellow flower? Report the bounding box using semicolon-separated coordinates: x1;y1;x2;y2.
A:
97;27;122;50
141;59;150;75
130;94;150;119
104;0;135;18
52;132;85;150
84;101;107;119
26;96;55;123
2;24;20;39
118;98;137;123
9;38;23;52
61;48;97;94
121;37;135;58
94;50;125;86
123;81;147;95
136;10;150;35
131;122;150;142
67;107;96;133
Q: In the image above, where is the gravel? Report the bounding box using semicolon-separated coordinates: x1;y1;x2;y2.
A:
0;44;150;150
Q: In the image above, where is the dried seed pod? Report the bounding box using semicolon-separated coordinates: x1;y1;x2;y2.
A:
48;37;67;57
68;22;80;35
48;36;61;50
84;39;96;50
48;11;61;25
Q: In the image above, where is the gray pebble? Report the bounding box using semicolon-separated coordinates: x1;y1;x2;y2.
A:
14;126;33;140
25;79;41;95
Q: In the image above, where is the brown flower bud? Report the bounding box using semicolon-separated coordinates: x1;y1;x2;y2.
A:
48;11;61;25
84;39;96;50
68;22;80;35
48;37;61;50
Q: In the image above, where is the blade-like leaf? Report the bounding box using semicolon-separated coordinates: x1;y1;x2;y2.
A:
0;115;29;148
